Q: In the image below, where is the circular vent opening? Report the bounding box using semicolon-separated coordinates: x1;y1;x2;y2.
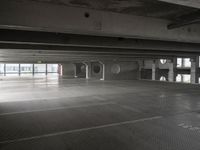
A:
93;65;101;74
111;64;120;74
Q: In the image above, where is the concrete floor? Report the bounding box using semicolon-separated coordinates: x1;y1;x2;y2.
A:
0;76;200;150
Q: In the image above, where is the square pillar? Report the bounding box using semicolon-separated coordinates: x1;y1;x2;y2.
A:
32;64;35;76
168;58;177;82
74;63;78;78
45;64;48;76
99;61;113;80
58;64;63;76
4;64;6;76
101;63;105;80
152;60;159;80
99;61;105;80
19;64;21;76
138;60;144;80
83;62;91;79
190;57;199;84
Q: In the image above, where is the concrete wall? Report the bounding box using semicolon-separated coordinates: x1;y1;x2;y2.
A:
62;63;75;78
141;69;152;80
104;61;139;80
141;69;169;80
75;63;86;78
143;59;171;69
142;60;173;80
143;60;154;69
141;59;193;81
91;62;103;79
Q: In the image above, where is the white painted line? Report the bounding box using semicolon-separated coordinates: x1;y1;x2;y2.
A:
0;102;115;116
0;116;162;144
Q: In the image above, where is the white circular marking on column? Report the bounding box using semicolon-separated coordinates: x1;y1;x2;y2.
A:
111;64;120;74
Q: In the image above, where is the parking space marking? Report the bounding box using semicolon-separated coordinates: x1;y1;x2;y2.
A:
0;116;162;144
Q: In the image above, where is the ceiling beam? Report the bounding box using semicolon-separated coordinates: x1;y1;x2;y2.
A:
0;43;199;56
1;29;200;53
1;0;200;43
167;10;200;29
159;0;200;9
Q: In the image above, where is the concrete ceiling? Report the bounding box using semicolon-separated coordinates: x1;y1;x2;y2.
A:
14;0;198;21
1;0;200;63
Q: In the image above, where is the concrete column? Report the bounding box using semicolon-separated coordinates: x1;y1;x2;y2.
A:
190;57;199;84
74;63;77;78
58;64;63;76
168;58;177;82
138;60;144;80
32;64;35;76
83;62;91;79
99;61;105;80
45;64;48;76
4;64;6;76
19;64;21;76
152;60;159;80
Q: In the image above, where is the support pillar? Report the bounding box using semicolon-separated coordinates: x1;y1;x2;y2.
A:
152;60;159;80
83;62;91;79
99;61;105;80
168;58;177;82
19;64;21;76
32;64;35;76
4;64;6;76
190;57;199;84
45;64;48;76
74;63;77;78
138;60;144;80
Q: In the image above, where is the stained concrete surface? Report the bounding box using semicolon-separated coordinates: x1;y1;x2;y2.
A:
0;76;200;150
